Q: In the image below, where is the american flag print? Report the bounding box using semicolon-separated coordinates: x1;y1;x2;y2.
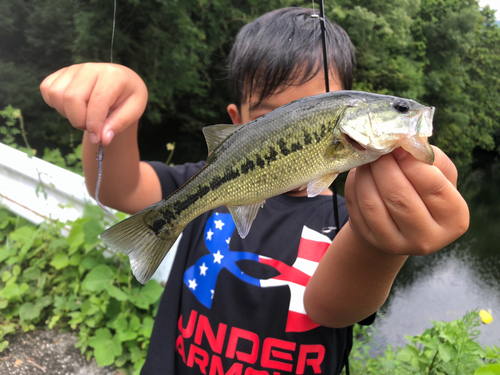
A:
183;212;332;332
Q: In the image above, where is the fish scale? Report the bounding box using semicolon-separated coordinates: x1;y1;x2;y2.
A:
101;90;435;283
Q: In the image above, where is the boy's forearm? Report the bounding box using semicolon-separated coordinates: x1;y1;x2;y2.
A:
304;223;408;328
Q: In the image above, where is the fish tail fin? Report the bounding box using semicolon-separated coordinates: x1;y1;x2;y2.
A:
100;205;182;284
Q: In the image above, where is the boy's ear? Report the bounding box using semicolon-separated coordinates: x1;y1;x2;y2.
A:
227;104;242;124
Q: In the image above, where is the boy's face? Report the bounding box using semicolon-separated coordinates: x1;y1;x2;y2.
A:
227;73;343;124
226;73;343;197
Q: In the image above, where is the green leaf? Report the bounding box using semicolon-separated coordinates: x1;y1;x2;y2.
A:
396;346;417;363
1;271;12;282
82;219;104;249
0;284;20;300
88;328;122;367
0;299;8;309
48;238;69;252
129;346;144;363
22;267;41;281
105;285;128;301
85;317;96;328
0;248;12;263
12;265;20;276
128;292;149;310
67;219;87;254
50;253;69;270
19;283;29;296
36;296;52;309
89;328;115;367
82;265;114;292
112;315;128;332
0;340;9;353
9;226;35;252
88;328;111;346
129;315;140;332
115;353;129;368
141;281;164;304
438;342;456;363
133;358;146;375
80;257;100;270
139;317;154;338
69;253;82;266
5;275;17;286
19;302;41;321
475;364;500;375
48;315;60;330
118;330;137;342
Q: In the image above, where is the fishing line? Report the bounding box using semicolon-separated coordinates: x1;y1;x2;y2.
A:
110;0;116;63
312;3;347;373
95;0;118;219
311;0;340;236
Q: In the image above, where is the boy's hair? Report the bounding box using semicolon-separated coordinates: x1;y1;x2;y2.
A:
228;7;356;109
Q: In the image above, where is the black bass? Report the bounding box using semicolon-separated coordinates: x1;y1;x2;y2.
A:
101;91;435;283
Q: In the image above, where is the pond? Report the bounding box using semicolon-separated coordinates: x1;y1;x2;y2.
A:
372;165;500;350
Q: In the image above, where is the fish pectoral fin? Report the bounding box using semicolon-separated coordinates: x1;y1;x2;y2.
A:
228;201;265;239
324;142;346;159
399;136;435;165
100;202;182;284
202;124;245;155
307;173;338;198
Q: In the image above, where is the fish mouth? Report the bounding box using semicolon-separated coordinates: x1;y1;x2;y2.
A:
344;134;366;151
400;106;435;164
399;136;435;164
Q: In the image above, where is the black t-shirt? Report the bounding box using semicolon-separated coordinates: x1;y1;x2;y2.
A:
141;161;374;375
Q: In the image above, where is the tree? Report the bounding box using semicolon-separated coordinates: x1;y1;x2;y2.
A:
1;0;500;168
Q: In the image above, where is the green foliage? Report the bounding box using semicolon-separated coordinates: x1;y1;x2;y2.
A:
1;0;500;166
0;105;22;147
0;206;163;374
1;105;83;174
345;311;500;375
330;0;500;167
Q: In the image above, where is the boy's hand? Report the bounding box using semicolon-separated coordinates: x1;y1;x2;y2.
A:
345;146;469;256
40;63;148;146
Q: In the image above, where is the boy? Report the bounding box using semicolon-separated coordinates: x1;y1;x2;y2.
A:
40;7;469;374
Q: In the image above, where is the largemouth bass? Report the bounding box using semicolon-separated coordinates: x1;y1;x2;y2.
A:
101;91;435;284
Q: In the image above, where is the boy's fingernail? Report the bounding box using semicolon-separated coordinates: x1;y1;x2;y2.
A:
89;132;98;144
106;130;115;143
392;147;408;161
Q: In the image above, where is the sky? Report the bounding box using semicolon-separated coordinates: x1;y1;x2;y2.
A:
479;0;500;16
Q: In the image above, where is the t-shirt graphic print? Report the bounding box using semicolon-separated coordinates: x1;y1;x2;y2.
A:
183;212;332;333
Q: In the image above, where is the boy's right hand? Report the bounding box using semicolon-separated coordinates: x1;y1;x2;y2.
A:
40;63;148;146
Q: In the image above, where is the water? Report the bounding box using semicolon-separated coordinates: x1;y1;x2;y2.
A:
372;167;500;351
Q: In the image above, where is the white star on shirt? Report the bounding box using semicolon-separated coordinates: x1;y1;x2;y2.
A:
199;263;208;276
225;237;231;245
214;220;225;230
206;229;214;241
211;290;214;299
213;250;224;264
188;279;197;290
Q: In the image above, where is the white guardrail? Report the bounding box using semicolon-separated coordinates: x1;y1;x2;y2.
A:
0;142;175;283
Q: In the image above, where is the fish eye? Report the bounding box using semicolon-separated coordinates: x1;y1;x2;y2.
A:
392;99;410;114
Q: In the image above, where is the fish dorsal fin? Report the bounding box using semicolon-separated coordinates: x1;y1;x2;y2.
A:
202;124;245;155
307;173;338;197
227;200;265;238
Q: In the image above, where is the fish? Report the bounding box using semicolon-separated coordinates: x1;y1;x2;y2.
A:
100;90;435;284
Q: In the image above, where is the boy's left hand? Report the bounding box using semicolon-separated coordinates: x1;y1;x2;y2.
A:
344;146;469;256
